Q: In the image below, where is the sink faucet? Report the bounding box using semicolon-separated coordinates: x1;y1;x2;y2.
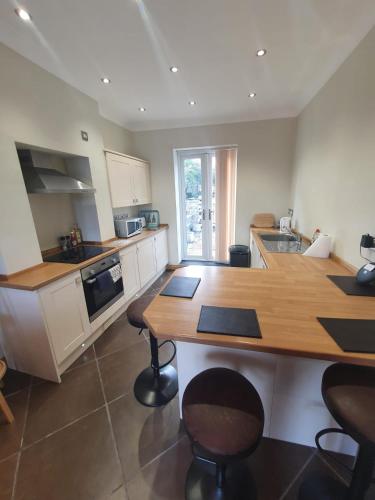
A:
296;233;302;250
286;230;302;250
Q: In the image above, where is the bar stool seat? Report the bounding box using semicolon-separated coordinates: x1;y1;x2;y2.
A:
127;295;178;407
127;295;154;330
322;363;375;449
182;368;264;500
308;363;375;500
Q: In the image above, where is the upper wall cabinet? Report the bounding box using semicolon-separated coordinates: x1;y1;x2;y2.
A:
105;151;152;208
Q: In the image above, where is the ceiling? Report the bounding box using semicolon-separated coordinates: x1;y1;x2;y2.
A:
1;1;374;131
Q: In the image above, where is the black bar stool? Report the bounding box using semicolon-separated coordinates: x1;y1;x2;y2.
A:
127;295;178;407
309;363;375;500
182;367;264;500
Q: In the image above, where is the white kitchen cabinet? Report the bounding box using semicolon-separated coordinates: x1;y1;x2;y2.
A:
105;151;151;208
250;232;267;269
106;153;135;208
0;229;169;382
39;272;90;364
137;237;157;288
132;159;151;206
120;245;141;301
154;230;169;272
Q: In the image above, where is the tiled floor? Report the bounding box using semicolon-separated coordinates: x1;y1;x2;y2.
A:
0;272;370;500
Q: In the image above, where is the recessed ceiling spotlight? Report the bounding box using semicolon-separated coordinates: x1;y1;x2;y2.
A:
188;100;196;106
100;77;111;84
248;92;256;98
256;49;267;57
15;8;32;21
139;107;146;112
170;66;179;73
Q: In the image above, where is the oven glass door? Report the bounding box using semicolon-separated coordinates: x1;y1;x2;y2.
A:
127;220;140;236
83;266;124;321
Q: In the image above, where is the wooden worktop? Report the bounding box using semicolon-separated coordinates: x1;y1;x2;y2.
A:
0;226;168;291
144;231;375;367
250;227;355;273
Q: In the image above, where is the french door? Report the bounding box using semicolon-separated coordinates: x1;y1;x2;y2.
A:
179;152;216;260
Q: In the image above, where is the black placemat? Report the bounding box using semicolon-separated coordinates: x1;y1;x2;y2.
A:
197;305;262;338
160;276;201;298
327;275;375;297
318;318;375;353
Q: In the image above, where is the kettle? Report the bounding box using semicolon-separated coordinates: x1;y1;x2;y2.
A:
279;217;291;233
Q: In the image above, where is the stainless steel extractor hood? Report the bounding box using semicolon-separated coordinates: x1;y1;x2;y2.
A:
18;149;96;194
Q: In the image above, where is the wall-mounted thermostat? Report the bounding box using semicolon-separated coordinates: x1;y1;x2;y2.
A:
81;130;88;141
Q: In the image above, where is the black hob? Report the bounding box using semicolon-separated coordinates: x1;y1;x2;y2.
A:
43;245;113;264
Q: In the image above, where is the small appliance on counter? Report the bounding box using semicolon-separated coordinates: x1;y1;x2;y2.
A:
279;208;293;233
114;215;143;238
357;263;375;285
279;217;292;233
356;233;375;285
138;209;160;230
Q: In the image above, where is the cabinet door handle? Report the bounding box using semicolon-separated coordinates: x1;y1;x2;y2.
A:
75;277;82;286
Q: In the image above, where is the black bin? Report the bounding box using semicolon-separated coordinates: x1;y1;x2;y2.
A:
229;245;251;267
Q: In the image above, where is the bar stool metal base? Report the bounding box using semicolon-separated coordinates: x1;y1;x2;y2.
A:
134;365;178;407
185;458;256;500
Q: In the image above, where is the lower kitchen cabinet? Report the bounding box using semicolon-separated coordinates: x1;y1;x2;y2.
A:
137;237;157;288
120;245;141;302
0;228;169;382
39;271;90;364
250;232;267;269
154;230;168;272
120;227;169;295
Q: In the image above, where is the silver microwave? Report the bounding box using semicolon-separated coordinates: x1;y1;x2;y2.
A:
114;217;142;238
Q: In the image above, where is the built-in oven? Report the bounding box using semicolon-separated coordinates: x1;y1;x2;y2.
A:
81;252;124;322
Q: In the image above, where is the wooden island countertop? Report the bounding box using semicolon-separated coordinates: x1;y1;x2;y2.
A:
144;229;375;367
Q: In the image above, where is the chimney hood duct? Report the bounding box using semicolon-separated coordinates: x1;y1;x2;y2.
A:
18;149;96;194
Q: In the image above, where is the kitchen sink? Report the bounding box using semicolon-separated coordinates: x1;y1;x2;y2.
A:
260;233;297;242
259;233;309;253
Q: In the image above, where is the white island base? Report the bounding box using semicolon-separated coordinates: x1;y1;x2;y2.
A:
176;341;357;456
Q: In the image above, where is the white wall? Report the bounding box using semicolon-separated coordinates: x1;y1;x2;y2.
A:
0;42;132;274
133;119;296;263
99;117;133;155
291;26;375;268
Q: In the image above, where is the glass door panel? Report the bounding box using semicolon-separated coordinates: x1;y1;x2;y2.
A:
210;156;216;261
183;157;204;258
179;153;216;261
